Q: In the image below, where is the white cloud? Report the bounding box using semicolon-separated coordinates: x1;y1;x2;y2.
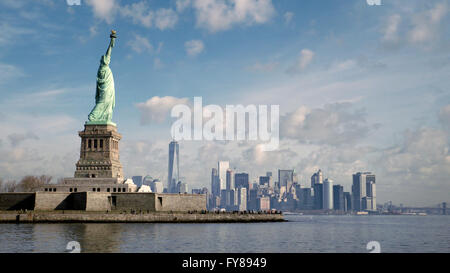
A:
376;128;450;189
185;40;205;56
89;25;98;36
155;8;179;30
120;2;178;30
280;103;373;146
408;2;448;44
121;139;167;179
329;59;357;73
176;0;192;12
382;14;401;43
430;2;448;23
284;11;294;25
380;2;449;48
120;2;153;27
192;0;275;32
128;34;154;54
286;49;315;74
136;96;190;125
0;113;79;180
85;0;118;24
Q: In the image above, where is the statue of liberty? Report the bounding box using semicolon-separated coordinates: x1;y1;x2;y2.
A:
87;30;117;126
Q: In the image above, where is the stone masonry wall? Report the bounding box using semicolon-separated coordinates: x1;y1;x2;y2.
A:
155;194;206;212
86;192;111;211
0;193;35;210
0;192;207;212
110;193;155;211
34;192;73;210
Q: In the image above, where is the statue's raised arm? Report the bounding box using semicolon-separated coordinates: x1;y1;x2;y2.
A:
106;30;116;58
87;30;118;126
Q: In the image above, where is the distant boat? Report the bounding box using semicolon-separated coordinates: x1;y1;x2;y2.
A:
401;212;427;216
356;211;369;215
283;212;303;215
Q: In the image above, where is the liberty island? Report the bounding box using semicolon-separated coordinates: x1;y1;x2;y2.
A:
0;31;282;223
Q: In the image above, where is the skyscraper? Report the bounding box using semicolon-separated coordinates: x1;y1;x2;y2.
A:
238;187;247;211
168;141;180;193
235;173;249;192
218;161;229;191
211;168;220;197
352;172;376;211
366;173;376;211
311;169;324;209
323;178;334;210
278;170;294;189
226;169;235;191
311;169;323;188
299;188;314;210
333;185;345;211
344;192;352;212
314;183;323;210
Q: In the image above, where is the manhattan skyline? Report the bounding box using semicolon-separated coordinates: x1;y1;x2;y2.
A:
0;0;449;206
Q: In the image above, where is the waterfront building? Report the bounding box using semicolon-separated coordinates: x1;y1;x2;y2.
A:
258;196;271;211
352;172;376;211
238;187;247;211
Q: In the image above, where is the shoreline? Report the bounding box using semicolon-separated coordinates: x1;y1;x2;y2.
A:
0;211;285;224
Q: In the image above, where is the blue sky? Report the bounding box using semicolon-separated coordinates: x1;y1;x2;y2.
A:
0;0;449;206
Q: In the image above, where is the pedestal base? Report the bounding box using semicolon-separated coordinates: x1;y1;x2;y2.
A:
74;124;123;179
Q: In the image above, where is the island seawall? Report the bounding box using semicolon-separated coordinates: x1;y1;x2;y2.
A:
0;211;284;223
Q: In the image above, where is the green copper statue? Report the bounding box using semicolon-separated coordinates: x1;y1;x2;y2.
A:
87;30;117;126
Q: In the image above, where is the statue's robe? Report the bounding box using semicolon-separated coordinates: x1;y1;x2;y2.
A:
88;52;115;123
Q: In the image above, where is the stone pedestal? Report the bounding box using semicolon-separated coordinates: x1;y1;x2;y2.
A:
74;124;123;179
